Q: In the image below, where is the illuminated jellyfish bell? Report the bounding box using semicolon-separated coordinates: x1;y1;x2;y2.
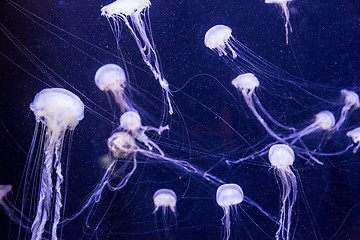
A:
101;0;174;115
347;127;360;153
28;88;84;240
204;24;237;58
216;183;244;240
153;189;177;214
269;144;297;240
332;89;359;131
94;63;133;113
0;185;14;221
265;0;293;44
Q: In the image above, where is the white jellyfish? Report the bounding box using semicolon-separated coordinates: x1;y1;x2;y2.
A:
347;127;360;153
265;0;293;44
0;185;20;224
332;89;359;131
101;0;173;115
25;88;84;240
216;183;244;240
153;188;177;213
269;144;297;240
204;25;237;58
95;63;133;113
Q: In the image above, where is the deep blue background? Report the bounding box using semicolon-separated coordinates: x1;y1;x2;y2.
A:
0;0;359;239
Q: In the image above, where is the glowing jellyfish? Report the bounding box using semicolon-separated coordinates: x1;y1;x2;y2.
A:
269;144;297;240
101;0;173;115
216;183;244;240
95;63;133;113
27;88;84;240
265;0;293;44
120;111;169;156
204;25;237;58
0;185;17;223
332;89;359;131
153;189;177;213
347;127;360;153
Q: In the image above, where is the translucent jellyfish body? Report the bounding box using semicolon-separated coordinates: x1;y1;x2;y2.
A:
153;189;177;213
204;25;236;58
101;0;173;114
216;183;244;240
269;144;297;240
332;90;359;131
26;88;84;240
347;127;360;153
95;63;133;113
265;0;293;44
153;189;177;240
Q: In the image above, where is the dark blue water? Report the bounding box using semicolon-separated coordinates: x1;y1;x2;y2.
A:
0;0;359;239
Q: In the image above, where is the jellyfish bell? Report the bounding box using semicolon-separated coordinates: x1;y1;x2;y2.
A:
100;0;151;18
314;111;336;131
120;111;142;133
216;183;244;240
347;127;360;153
332;90;360;131
107;131;137;159
204;25;236;58
231;73;260;97
25;88;84;240
153;189;177;213
94;63;133;113
269;144;294;169
268;144;297;240
30;88;84;132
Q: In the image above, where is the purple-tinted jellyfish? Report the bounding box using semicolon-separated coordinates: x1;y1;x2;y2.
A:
26;88;84;240
101;0;173;114
269;144;297;240
95;63;133;113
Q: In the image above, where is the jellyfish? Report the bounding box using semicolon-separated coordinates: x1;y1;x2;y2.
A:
332;89;359;131
0;185;20;224
153;188;177;239
216;183;244;240
25;88;84;240
265;0;293;44
268;144;297;240
95;63;133;113
204;25;237;58
347;127;360;153
101;0;173;115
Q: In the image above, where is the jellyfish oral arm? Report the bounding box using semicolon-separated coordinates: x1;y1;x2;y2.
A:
265;0;292;44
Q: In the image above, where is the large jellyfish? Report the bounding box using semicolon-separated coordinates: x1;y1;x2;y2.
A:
101;0;173;115
265;0;293;44
24;88;84;240
216;183;244;240
95;63;134;113
268;144;297;240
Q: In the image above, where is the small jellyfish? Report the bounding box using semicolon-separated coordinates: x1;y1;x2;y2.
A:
120;111;169;156
204;25;237;58
347;127;360;153
153;189;177;240
216;183;244;240
265;0;293;44
94;63;133;113
289;110;335;144
269;144;297;240
101;0;173;114
26;88;84;240
0;185;17;223
332;89;359;131
153;189;177;214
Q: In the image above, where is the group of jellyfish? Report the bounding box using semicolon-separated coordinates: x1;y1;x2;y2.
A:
0;0;359;240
